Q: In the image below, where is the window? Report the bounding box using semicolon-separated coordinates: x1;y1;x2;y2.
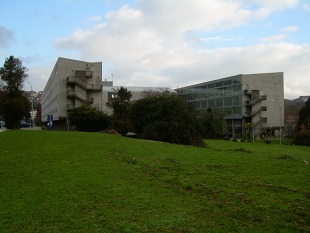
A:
201;100;208;108
233;84;241;94
261;117;267;122
214;89;223;97
224;87;232;96
216;99;223;107
261;106;267;111
224;97;232;106
232;96;240;106
208;84;214;89
108;92;115;99
233;107;241;115
208;100;215;108
208;90;214;98
223;108;232;116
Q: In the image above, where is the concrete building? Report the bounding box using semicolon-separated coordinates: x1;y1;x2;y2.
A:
41;57;103;130
177;72;284;139
41;57;172;129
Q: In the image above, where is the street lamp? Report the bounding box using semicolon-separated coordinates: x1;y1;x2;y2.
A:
271;99;282;145
26;81;34;125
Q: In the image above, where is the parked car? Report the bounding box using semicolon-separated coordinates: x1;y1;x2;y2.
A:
0;120;5;128
20;120;33;128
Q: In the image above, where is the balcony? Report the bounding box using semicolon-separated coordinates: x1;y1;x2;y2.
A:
244;101;250;107
67;104;75;110
67;77;102;92
244;89;251;95
86;70;92;77
244;108;262;117
67;90;93;104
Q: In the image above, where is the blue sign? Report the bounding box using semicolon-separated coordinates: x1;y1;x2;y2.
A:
47;115;53;130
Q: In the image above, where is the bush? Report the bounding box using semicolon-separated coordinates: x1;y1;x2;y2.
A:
68;104;111;132
130;93;205;147
292;132;310;146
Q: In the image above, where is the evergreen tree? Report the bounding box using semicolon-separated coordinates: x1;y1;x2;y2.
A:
0;56;30;129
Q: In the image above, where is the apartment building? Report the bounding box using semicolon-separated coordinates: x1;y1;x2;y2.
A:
41;57;103;129
177;72;284;139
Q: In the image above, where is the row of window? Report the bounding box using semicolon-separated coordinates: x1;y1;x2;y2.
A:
184;84;242;100
193;78;241;90
193;96;241;109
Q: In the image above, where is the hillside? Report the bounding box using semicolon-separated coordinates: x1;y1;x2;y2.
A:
0;131;309;232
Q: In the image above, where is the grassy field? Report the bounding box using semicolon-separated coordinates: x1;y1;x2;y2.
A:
0;130;309;232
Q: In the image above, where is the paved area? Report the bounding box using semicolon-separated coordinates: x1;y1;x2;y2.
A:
0;126;42;132
20;126;42;130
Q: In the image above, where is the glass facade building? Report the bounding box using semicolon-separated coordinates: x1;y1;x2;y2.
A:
177;73;284;139
178;75;243;119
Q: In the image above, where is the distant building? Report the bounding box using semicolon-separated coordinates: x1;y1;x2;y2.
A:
177;73;284;139
102;82;174;114
24;90;38;120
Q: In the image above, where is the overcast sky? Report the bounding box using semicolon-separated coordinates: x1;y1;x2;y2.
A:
1;0;309;99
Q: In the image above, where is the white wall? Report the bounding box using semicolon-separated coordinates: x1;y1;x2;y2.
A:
242;72;284;128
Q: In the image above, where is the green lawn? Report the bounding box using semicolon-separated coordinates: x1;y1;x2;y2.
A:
0;130;309;232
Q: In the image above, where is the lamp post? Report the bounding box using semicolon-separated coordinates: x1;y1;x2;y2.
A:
26;81;34;125
271;99;282;145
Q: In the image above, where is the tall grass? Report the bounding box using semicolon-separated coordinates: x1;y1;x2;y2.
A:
0;130;309;232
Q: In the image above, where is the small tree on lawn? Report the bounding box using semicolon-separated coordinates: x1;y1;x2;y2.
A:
106;87;132;135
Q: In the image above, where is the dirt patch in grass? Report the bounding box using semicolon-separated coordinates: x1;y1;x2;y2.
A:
233;147;251;153
276;154;294;160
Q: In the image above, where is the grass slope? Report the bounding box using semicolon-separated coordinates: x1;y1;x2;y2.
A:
0;130;309;232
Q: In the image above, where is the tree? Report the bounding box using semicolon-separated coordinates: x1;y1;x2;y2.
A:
293;98;310;146
297;98;310;133
106;87;132;120
35;103;42;126
68;104;111;132
106;87;133;135
200;108;227;139
0;56;30;129
130;92;205;147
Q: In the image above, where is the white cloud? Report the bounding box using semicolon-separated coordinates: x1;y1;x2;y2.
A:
53;1;309;99
242;0;299;9
281;26;298;33
26;66;53;92
261;34;287;43
0;26;14;48
87;16;102;22
303;3;310;12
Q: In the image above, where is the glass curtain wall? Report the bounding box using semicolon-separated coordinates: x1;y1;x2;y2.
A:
178;76;242;119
